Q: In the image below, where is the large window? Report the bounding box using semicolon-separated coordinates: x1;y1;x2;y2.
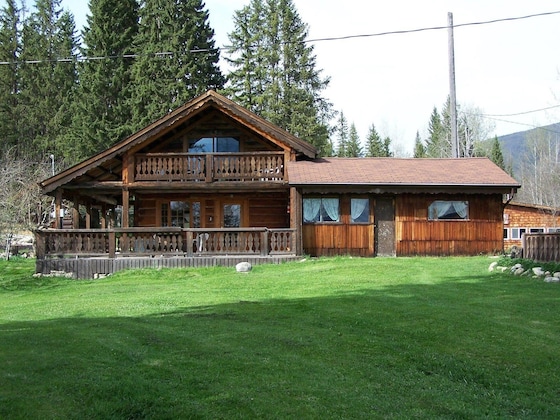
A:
161;201;201;228
188;137;239;153
351;198;369;223
428;200;469;220
303;198;339;223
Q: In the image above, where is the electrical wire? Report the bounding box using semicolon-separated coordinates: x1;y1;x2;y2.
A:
1;10;559;65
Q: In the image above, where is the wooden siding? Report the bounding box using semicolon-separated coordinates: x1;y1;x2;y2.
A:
302;195;374;257
36;255;300;279
396;193;504;256
504;203;560;249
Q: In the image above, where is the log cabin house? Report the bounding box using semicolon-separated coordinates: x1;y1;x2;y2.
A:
35;90;520;278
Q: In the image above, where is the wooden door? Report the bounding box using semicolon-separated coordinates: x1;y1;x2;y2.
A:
375;198;395;256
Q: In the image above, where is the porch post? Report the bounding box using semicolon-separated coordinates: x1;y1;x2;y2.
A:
72;196;80;229
54;189;62;229
290;187;303;255
122;188;130;228
85;202;91;229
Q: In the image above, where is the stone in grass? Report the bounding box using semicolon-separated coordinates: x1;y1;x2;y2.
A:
236;262;252;273
544;276;560;283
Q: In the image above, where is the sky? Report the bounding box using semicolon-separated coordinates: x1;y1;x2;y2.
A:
51;1;560;154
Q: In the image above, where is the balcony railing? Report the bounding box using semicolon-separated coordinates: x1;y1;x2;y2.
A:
134;152;285;183
35;227;295;259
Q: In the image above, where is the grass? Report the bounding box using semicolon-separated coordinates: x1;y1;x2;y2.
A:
1;256;560;419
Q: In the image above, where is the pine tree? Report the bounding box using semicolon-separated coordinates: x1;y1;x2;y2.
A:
365;123;391;157
0;0;21;153
225;0;332;155
346;123;362;157
334;111;348;157
62;0;139;162
18;0;78;160
489;135;505;170
130;0;224;130
413;131;426;158
425;106;448;158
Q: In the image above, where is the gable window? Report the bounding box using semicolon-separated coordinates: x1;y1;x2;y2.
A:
303;198;340;223
161;201;201;228
351;198;369;223
188;137;239;153
428;200;468;220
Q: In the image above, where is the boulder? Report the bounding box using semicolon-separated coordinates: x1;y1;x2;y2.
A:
532;267;545;277
236;262;252;273
488;262;498;272
544;276;559;283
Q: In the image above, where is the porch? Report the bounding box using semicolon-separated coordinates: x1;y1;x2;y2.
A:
35;227;298;278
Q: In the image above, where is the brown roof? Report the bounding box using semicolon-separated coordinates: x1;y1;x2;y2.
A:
287;157;520;188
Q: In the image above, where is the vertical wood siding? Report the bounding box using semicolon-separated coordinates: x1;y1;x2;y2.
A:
396;193;503;256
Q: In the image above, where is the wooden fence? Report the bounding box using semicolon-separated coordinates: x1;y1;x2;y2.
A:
522;233;560;262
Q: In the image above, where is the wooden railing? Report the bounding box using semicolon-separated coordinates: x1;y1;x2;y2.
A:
35;227;295;259
134;152;284;183
522;233;560;262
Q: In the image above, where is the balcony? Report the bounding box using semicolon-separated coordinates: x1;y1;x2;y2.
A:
134;152;285;183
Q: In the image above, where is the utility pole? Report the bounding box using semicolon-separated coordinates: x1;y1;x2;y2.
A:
448;12;459;158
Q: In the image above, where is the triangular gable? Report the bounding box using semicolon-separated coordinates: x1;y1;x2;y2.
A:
40;90;317;194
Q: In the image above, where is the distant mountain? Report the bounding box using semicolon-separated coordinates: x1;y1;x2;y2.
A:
498;122;560;174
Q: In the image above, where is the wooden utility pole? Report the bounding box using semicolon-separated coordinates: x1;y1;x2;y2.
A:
448;12;459;158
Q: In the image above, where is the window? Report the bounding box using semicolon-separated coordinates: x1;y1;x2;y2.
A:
428;200;468;220
503;228;509;239
351;198;369;223
303;198;340;223
529;228;544;233
548;228;560;233
188;137;239;153
161;201;201;228
511;228;526;240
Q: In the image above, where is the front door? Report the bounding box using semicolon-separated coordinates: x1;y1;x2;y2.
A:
374;198;395;256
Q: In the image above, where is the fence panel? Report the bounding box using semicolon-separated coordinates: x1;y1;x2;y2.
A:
523;233;560;262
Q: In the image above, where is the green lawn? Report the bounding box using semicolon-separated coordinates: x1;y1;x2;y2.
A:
1;256;559;419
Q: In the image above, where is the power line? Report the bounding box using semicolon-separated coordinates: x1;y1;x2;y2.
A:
1;10;559;65
480;104;560;117
305;10;560;43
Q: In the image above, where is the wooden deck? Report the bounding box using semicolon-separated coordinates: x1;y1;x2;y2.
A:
34;227;298;278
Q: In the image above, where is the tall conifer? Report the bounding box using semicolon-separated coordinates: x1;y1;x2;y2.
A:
226;0;332;155
130;0;224;129
62;0;139;162
18;0;77;160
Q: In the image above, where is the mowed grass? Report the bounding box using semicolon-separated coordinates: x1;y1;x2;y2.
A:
1;256;559;419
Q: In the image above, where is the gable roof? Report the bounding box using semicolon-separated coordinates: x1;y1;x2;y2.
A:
40;90;317;194
287;157;520;191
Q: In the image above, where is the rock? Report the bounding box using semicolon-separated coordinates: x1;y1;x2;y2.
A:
236;262;252;273
544;276;559;283
532;267;545;277
488;262;498;272
554;272;560;278
499;267;508;273
513;267;525;276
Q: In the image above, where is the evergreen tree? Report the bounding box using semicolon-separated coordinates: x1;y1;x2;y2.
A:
62;0;139;162
365;123;391;157
225;0;332;155
18;0;78;159
425;106;448;158
130;0;224;129
0;0;21;153
413;131;426;158
346;123;362;157
334;111;348;157
489;135;505;170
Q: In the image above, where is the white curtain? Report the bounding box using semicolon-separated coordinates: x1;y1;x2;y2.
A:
454;201;468;218
430;201;468;219
322;198;339;222
351;199;368;222
303;198;321;222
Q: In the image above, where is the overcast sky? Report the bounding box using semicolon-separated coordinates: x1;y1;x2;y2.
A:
51;1;560;153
